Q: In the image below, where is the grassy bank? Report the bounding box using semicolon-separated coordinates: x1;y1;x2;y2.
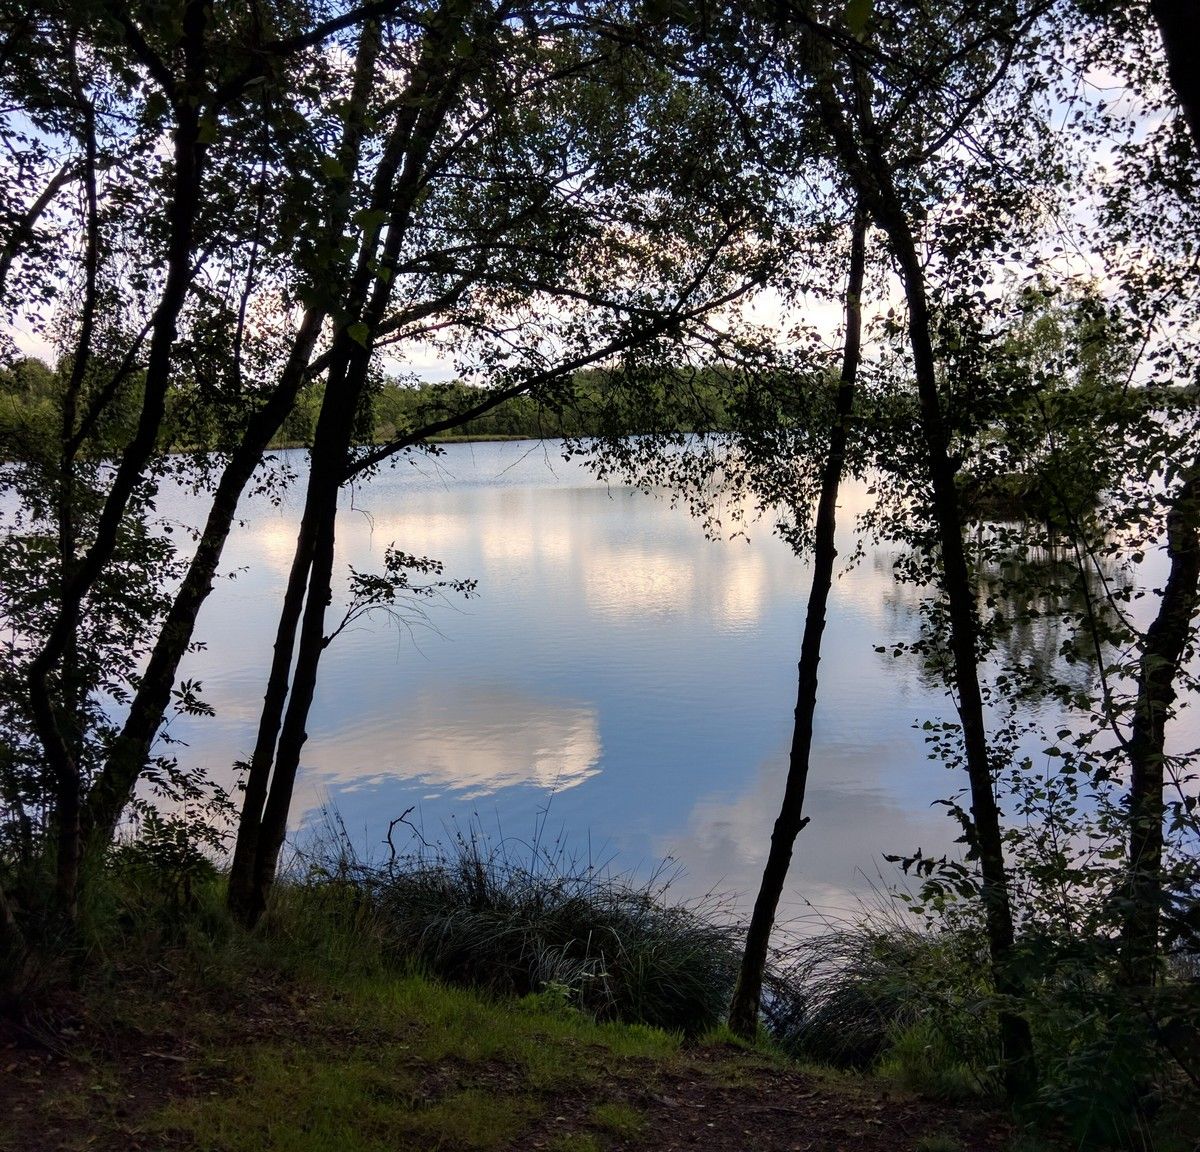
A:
0;871;1019;1152
2;832;1197;1151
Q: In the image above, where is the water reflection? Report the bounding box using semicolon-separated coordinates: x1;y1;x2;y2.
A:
152;441;1193;927
300;686;601;802
661;752;955;924
154;444;962;920
585;546;695;618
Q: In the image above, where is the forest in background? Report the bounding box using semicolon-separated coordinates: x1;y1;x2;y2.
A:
0;358;742;444
1;0;1199;1146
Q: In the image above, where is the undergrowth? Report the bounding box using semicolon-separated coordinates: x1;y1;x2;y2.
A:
4;811;1198;1152
283;810;744;1036
764;903;1200;1149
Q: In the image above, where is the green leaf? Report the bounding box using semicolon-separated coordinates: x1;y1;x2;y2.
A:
353;207;389;233
845;0;873;35
346;322;371;348
319;155;346;180
144;91;169;124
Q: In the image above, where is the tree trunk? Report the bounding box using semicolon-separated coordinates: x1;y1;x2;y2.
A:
86;18;381;860
248;491;340;919
225;481;325;919
1121;464;1200;985
1110;1;1200;992
728;207;867;1039
0;880;24;1004
47;59;100;918
26;0;211;913
83;310;325;846
810;58;1037;1104
228;6;467;923
227;350;355;923
882;196;1036;1107
1150;0;1200;147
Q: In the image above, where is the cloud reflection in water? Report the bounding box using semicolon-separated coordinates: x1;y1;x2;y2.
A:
296;685;601;810
157;443;1120;932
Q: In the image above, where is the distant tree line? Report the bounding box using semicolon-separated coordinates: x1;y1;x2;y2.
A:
1;359;747;450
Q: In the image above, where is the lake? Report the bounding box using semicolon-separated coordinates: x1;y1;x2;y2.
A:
151;439;1190;931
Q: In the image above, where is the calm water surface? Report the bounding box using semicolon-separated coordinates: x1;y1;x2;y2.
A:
150;440;1190;927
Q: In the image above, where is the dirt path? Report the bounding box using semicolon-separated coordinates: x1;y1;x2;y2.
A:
518;1046;1011;1152
0;980;1013;1152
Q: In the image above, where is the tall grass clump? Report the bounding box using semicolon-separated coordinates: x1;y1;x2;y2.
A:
288;812;742;1036
763;911;999;1098
765;898;1200;1146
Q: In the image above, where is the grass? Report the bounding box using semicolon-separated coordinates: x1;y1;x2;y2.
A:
1;843;707;1152
766;914;998;1092
287;811;744;1036
914;1134;966;1152
877;1020;985;1101
6;827;1198;1152
589;1100;647;1138
319;971;679;1086
35;928;685;1152
548;1135;605;1152
158;1054;539;1152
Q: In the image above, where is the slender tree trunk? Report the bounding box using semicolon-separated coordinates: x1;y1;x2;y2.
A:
728;207;867;1039
225;489;324;919
87;19;382;858
226;348;357;922
0;882;19;947
228;6;467;923
48;57;101;916
0;880;23;1001
1150;0;1200;147
26;0;210;913
247;488;341;918
810;59;1037;1103
1121;464;1200;985
1110;4;1200;991
883;198;1036;1105
83;311;326;845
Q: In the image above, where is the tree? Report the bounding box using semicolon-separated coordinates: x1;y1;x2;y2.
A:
716;1;1060;1101
224;0;795;923
1117;1;1200;991
0;0;443;917
993;0;1200;998
727;206;867;1037
81;7;386;856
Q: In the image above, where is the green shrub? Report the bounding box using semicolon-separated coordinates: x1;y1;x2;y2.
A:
878;1018;982;1100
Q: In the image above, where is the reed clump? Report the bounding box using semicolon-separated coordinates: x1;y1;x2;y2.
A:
287;812;743;1037
763;914;997;1096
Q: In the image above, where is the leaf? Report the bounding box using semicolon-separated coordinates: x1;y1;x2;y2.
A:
845;0;873;35
319;155;346;180
346;322;371;348
353;207;389;233
143;91;169;124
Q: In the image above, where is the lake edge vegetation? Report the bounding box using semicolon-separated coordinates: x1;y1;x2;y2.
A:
1;840;1036;1152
